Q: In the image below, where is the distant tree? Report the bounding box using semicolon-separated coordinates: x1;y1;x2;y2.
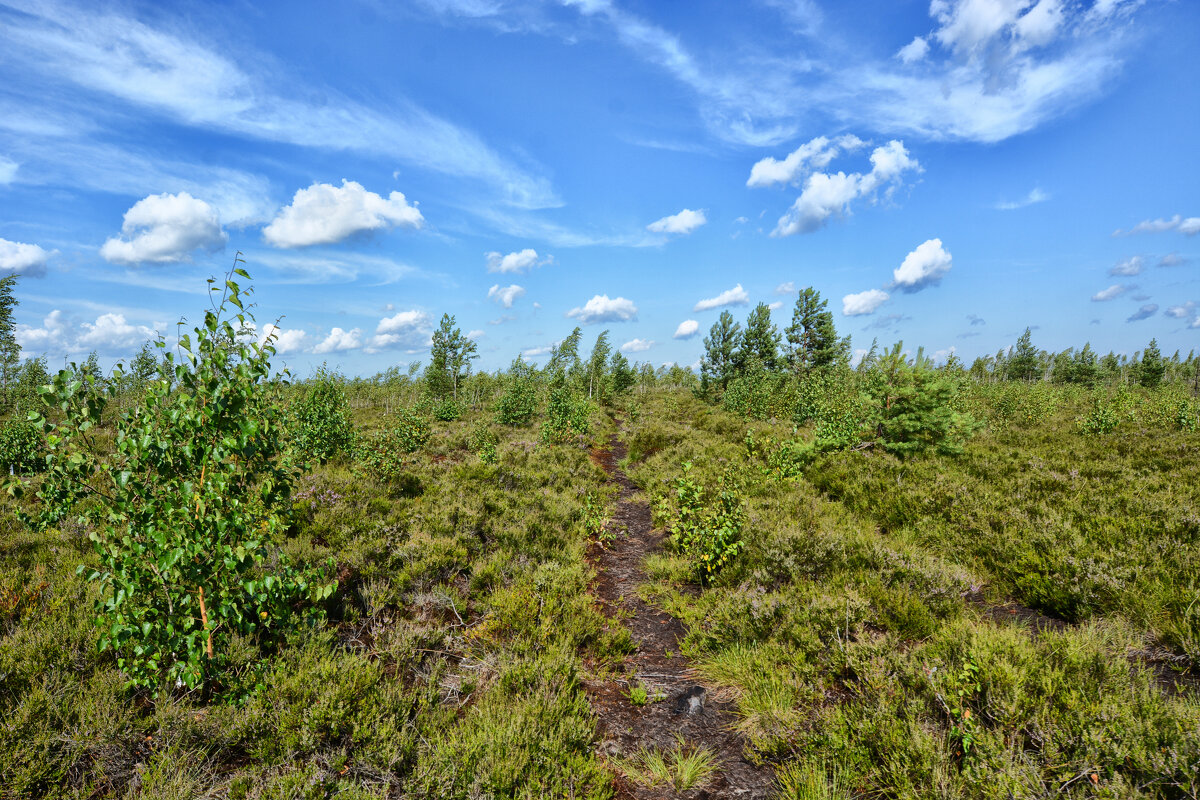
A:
585;330;611;399
548;326;583;378
739;302;782;372
1139;338;1165;388
426;313;478;401
1006;328;1040;382
609;351;636;396
0;275;20;403
784;287;847;373
700;311;742;393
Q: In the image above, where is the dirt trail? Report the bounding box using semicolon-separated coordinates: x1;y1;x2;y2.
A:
584;431;774;800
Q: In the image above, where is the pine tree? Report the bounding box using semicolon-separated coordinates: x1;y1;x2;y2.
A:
609;351;636;396
784;287;847;373
700;311;742;393
1006;327;1040;382
0;275;20;405
739;302;782;372
1139;338;1165;388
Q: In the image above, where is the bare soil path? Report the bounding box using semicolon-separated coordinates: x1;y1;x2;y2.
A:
584;430;774;800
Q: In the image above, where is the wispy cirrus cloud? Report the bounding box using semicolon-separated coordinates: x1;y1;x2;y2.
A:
0;2;558;209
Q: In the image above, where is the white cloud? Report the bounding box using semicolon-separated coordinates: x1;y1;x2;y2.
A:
1165;302;1196;320
746;134;866;188
995;187;1050;210
256;324;308;354
774;281;796;295
565;294;638;324
466;329;484;339
646;208;707;235
0;156;17;183
694;283;750;312
768;300;784;311
262;180;423;248
673;319;700;339
893;238;952;291
16;310;69;355
0;238;52;277
17;309;159;356
1091;283;1133;302
842;288;890;316
78;313;157;351
487;283;526;308
485;248;552;273
100;192;226;265
366;310;433;352
1108;256;1142;276
424;0;1144;148
1159;253;1188;268
313;327;363;354
621;338;654;353
767;140;921;236
896;36;930;64
1115;215;1200;236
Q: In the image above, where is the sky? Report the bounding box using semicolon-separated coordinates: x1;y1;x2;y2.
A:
1;0;1198;375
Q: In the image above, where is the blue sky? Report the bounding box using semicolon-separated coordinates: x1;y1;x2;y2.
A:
1;0;1198;375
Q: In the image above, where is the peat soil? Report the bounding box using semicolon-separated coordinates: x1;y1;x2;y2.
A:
584;432;774;800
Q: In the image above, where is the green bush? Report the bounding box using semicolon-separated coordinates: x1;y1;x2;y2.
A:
654;462;746;584
494;358;539;426
540;385;590;444
0;416;44;474
289;368;355;464
23;267;335;694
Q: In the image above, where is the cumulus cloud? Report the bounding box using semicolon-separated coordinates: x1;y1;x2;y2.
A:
1092;283;1134;302
764;140;922;236
995;187;1049;210
746;135;866;188
366;310;433;352
694;284;750;312
1109;256;1142;276
842;289;890;316
0;238;52;277
100;192;227;265
1114;215;1200;236
0;156;16;183
774;281;796;295
487;283;526;308
565;294;638;324
893;238;952;291
17;309;158;356
673;319;700;339
256;324;308;354
1165;302;1196;320
1127;304;1158;322
1159;253;1188;268
485;248;552;274
621;338;654;353
646;208;707;235
967;313;986;326
263;180;422;248
467;329;484;339
313;328;363;354
896;36;930;64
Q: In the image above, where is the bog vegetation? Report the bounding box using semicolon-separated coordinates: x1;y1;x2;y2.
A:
1;268;1198;798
